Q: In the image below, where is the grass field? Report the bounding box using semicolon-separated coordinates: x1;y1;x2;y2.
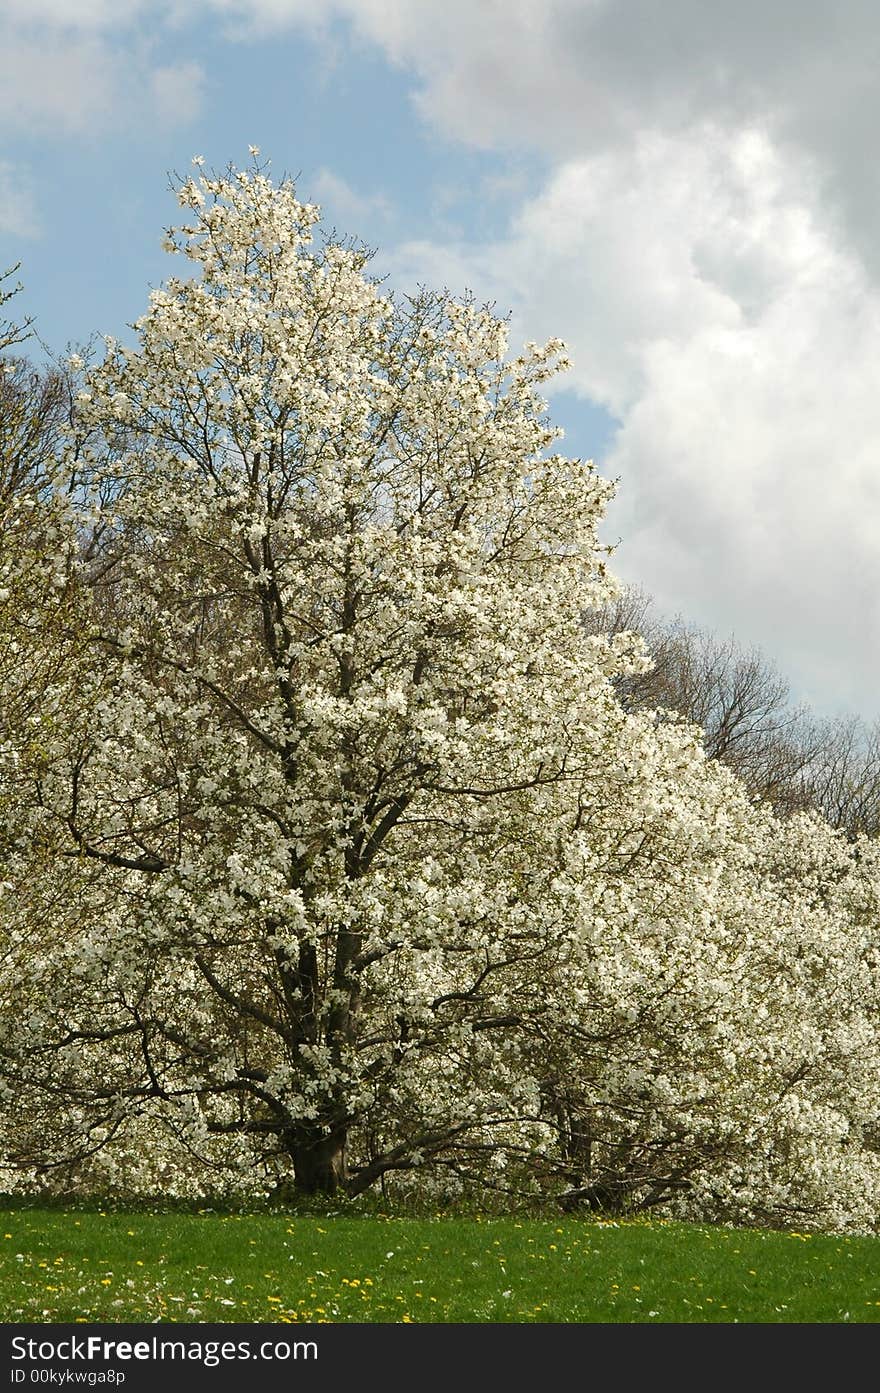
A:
0;1206;877;1323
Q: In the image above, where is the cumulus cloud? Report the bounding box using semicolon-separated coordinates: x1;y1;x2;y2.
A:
388;122;880;717
204;2;880;168
204;0;880;716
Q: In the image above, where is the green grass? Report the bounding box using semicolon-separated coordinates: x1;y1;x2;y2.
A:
0;1206;877;1323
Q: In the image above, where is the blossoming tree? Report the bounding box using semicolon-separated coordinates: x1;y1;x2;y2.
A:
2;164;878;1227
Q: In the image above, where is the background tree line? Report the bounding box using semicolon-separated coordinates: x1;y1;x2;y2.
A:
587;586;880;838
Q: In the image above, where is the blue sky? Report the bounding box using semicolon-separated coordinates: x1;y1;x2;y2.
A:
3;6;619;509
4;1;880;722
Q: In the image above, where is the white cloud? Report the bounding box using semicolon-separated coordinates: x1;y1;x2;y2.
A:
311;169;391;225
284;0;880;719
1;0;149;29
151;60;207;127
0;33;120;135
197;0;325;40
0;163;41;239
0;3;202;135
275;2;880;176
388;125;880;718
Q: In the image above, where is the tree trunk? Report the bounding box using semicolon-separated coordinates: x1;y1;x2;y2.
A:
289;1125;348;1195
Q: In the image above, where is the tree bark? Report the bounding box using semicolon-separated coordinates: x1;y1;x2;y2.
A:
289;1124;348;1195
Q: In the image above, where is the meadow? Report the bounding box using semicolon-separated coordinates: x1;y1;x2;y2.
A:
0;1205;877;1324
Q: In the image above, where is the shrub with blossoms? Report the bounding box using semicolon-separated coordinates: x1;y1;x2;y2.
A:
0;159;878;1231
